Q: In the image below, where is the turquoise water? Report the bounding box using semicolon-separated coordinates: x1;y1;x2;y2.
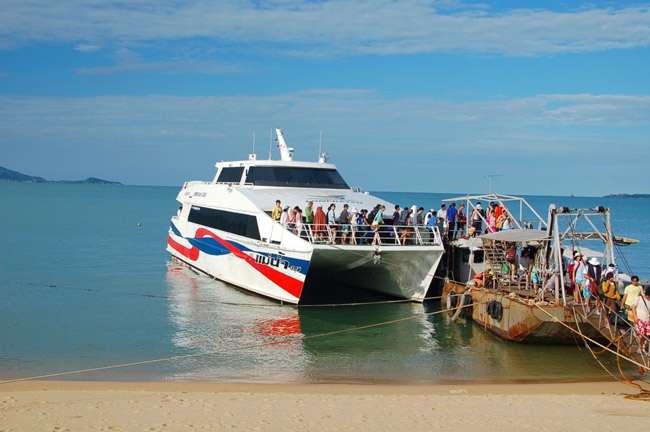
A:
1;183;648;383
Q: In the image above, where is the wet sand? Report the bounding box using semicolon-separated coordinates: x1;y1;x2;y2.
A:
1;380;649;431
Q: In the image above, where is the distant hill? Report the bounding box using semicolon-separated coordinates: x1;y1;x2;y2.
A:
0;166;122;185
604;193;650;198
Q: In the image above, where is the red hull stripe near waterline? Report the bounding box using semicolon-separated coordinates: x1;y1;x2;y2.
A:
168;229;304;299
168;235;200;261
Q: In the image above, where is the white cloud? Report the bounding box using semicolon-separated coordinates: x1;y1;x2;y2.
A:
75;59;244;75
0;90;648;194
0;1;649;57
74;44;101;52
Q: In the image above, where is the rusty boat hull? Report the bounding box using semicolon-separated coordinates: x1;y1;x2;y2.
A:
444;281;606;344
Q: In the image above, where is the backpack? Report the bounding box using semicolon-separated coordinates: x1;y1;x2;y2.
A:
399;209;410;225
367;209;378;224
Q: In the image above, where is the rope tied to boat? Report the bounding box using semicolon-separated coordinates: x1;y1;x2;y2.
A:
0;298;490;385
532;303;650;401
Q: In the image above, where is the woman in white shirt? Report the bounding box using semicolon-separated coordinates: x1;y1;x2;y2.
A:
631;286;650;353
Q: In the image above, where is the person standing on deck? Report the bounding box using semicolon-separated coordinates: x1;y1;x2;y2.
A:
494;202;503;220
305;201;314;225
416;207;425;225
349;207;359;244
272;200;283;221
456;203;466;238
568;251;578;297
410;205;418;227
294;207;303;236
446;203;458;240
327;203;337;243
371;205;385;246
424;209;434;226
622;276;644;316
392;205;401;225
573;254;587;306
438;203;447;235
579;256;594;313
501;213;512;231
313;206;327;242
519;248;533;290
601;272;620;318
399;206;412;245
391;205;401;244
339;204;350;244
280;206;289;227
470;202;484;236
586;257;603;315
631;286;650;353
506;244;517;282
288;207;297;230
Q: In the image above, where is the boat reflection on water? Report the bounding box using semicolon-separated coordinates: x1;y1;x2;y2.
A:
163;262;618;383
164;262;308;382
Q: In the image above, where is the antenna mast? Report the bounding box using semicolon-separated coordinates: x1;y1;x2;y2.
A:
484;174;503;194
319;131;322;160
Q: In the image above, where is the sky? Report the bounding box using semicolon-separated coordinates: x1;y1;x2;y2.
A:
1;0;649;196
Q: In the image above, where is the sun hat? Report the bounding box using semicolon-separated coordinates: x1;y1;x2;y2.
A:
589;257;600;265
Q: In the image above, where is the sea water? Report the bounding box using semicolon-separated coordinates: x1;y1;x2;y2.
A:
1;183;648;383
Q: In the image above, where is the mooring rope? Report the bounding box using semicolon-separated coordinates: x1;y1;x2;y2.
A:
532;302;650;401
19;281;446;308
0;298;488;385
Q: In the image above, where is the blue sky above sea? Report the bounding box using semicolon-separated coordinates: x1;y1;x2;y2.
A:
1;1;649;196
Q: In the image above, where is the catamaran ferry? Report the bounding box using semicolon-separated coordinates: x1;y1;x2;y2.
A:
167;129;445;304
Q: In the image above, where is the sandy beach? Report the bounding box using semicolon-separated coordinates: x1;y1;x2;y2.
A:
1;379;649;431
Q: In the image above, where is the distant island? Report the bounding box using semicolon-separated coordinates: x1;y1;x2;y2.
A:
604;193;650;198
0;166;122;185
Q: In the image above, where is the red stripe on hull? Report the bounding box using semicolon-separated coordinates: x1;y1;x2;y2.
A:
168;235;200;261
168;229;304;300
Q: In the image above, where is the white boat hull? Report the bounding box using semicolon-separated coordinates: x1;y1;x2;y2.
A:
167;221;312;304
308;245;444;301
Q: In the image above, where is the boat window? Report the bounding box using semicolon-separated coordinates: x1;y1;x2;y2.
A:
473;250;484;263
217;167;244;183
188;206;260;240
461;249;470;263
245;167;349;189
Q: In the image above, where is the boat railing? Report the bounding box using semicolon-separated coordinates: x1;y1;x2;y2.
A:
280;223;442;246
573;295;650;370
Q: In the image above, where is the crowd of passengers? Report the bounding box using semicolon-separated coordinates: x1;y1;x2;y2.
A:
483;241;650;353
270;199;471;245
466;201;517;236
569;252;650;353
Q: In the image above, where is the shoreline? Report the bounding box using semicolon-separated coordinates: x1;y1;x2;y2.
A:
3;379;649;431
0;377;642;395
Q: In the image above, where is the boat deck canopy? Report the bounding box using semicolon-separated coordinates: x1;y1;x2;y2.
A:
480;229;549;243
